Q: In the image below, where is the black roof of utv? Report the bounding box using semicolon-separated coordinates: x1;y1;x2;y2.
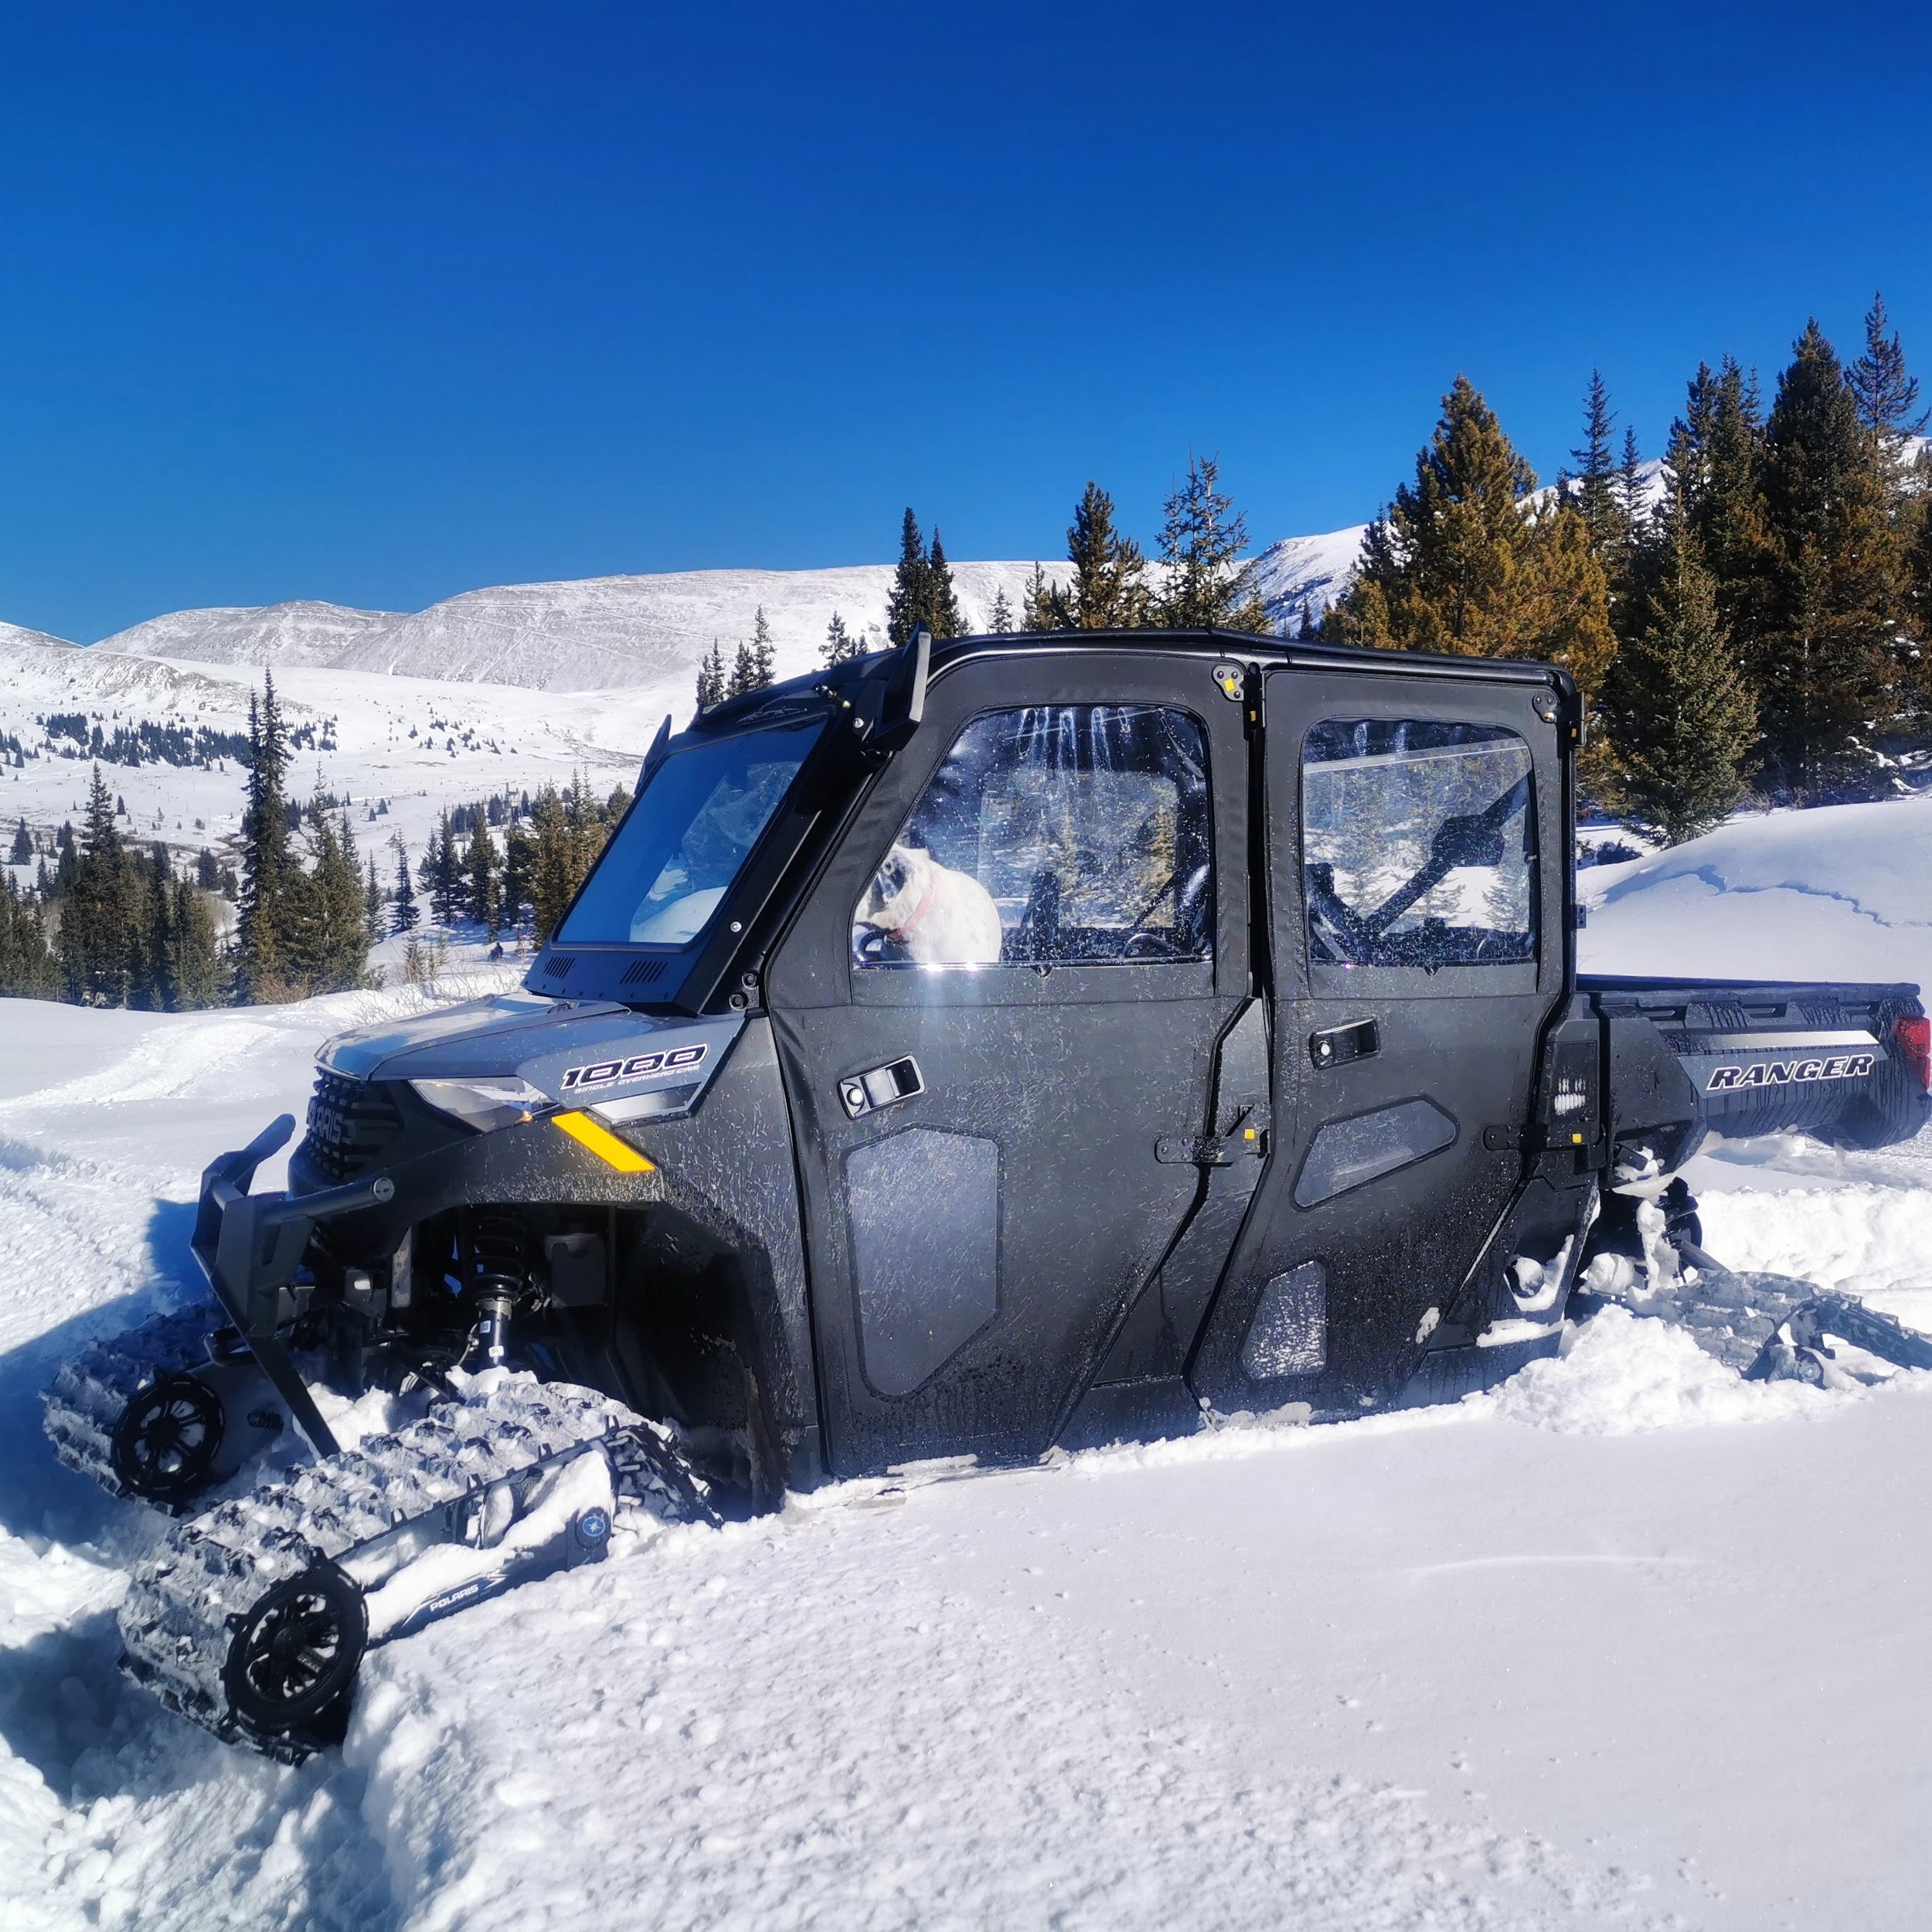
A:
692;626;1577;736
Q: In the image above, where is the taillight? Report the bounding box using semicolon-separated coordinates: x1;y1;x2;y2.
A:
1895;1015;1932;1093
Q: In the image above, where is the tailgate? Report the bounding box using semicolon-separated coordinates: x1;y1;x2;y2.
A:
1583;975;1931;1154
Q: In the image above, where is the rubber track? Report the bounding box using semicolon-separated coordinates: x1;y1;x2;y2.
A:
41;1303;228;1504
1580;1265;1932;1378
119;1374;640;1747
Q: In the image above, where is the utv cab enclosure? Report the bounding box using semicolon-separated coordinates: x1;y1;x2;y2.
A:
254;624;1917;1487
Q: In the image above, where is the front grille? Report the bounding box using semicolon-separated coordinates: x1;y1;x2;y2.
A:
621;957;668;987
304;1071;406;1184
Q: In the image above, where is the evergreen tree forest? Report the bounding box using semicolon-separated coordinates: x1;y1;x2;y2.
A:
1328;298;1932;839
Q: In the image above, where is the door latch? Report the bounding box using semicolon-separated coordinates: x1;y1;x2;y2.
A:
838;1056;924;1121
1156;1106;1270;1165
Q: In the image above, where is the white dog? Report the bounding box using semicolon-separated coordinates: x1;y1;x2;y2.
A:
857;844;1004;966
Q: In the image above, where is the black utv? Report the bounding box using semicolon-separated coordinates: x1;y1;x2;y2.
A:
49;625;1932;1757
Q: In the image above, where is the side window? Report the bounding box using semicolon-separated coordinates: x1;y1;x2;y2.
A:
1302;719;1536;968
852;704;1213;970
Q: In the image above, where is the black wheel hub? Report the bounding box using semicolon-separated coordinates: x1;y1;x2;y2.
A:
109;1372;225;1505
223;1565;369;1747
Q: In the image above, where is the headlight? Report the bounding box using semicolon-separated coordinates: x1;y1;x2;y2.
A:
409;1077;551;1134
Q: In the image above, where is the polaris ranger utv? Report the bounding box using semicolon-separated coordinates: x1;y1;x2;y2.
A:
47;625;1932;1759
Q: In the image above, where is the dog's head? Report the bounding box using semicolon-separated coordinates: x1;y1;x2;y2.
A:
857;843;929;933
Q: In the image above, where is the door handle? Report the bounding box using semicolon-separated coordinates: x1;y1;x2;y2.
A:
1310;1019;1379;1069
838;1056;924;1121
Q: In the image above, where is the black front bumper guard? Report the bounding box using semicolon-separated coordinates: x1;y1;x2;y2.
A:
192;1114;400;1460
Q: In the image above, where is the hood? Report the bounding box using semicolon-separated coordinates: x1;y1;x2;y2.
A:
319;994;745;1110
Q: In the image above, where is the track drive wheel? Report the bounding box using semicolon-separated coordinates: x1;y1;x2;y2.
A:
109;1372;225;1506
222;1564;369;1753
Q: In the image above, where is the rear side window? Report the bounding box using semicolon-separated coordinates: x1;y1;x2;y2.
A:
853;704;1213;969
1302;719;1536;968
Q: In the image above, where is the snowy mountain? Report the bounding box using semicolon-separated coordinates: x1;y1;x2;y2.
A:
0;619;83;656
86;530;1369;694
94;564;1021;693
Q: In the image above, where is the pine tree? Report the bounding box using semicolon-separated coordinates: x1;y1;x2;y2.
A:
364;853;383;944
1021;563;1060;631
1911;447;1932;641
430;808;463;923
170;879;223;1009
1757;319;1908;797
1604;504;1757;844
1570;369;1623;557
1062;481;1149;629
984;587;1015;634
1617;428;1648;535
886;509;930;647
136;847;175;1010
288;808;371;994
1296;600;1318;641
1152;454;1270;632
1667;357;1778;664
390;836;420;934
468;820;500;934
9;818;29;864
1848;291;1929;481
502;819;536;933
822;611;862;665
530;786;579;943
236;675;292;1002
1329;379;1619;702
695;641;726;711
747;606;776;688
0;875;58;998
58;767;133;1005
727;638;758;699
924;529;964;639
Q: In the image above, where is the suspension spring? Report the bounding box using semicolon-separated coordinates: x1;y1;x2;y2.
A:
464;1212;529;1369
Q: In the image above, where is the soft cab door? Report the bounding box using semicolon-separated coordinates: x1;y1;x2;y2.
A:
1189;665;1570;1413
767;649;1252;1475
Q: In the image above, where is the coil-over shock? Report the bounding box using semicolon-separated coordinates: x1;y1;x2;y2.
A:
459;1210;531;1368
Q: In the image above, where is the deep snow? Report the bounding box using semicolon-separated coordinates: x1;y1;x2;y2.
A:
6;801;1932;1927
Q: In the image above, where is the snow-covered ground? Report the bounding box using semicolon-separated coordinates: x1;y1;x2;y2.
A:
6;799;1932;1929
1580;792;1932;991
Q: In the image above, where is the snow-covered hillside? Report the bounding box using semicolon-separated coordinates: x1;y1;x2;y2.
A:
6;793;1932;1928
81;530;1367;694
1580;793;1932;990
0;645;689;894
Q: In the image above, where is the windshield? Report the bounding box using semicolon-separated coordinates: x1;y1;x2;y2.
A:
558;719;823;947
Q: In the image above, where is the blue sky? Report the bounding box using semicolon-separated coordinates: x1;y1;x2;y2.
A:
1;2;1926;642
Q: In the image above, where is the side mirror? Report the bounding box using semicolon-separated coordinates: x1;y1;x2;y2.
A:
635;714;672;794
863;627;930;753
